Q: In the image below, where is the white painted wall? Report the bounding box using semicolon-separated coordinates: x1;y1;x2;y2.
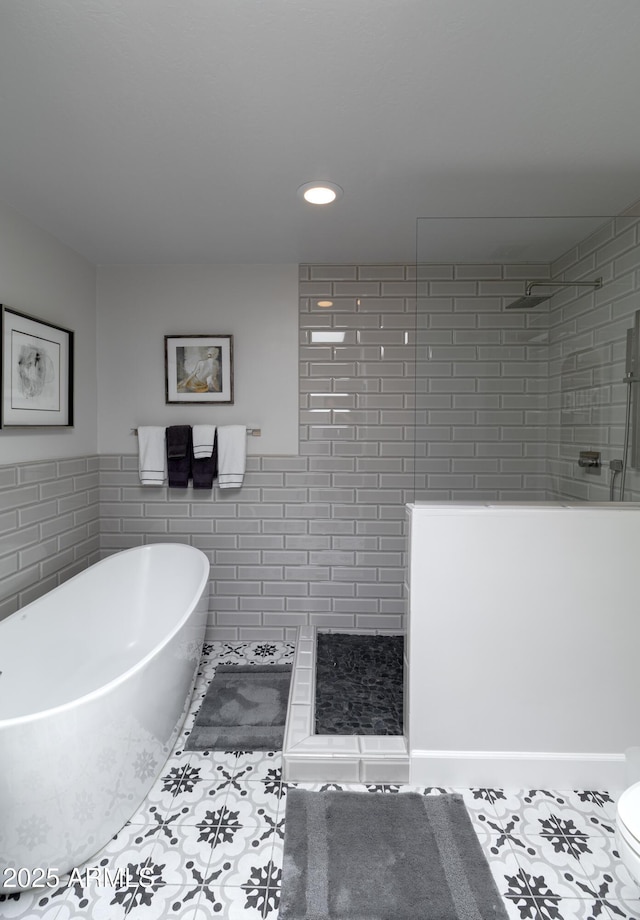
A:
0;201;97;463
408;502;640;789
96;264;299;455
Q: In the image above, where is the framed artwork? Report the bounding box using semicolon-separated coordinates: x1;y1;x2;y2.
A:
0;306;74;428
165;334;234;404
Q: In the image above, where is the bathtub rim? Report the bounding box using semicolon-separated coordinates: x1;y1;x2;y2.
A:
0;542;210;730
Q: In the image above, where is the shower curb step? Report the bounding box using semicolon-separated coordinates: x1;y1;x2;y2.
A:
283;626;409;784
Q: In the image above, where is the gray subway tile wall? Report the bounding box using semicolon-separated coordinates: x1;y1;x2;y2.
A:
98;260;548;636
2;220;640;630
548;216;640;501
95;264;415;639
0;455;100;620
415;260;552;500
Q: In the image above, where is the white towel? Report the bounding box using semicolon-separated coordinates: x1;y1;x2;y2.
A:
192;424;216;459
138;426;167;486
217;425;247;489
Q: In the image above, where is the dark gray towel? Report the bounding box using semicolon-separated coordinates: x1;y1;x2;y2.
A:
166;426;192;487
192;431;218;489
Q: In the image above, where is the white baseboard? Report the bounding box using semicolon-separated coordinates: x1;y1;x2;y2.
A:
410;749;627;791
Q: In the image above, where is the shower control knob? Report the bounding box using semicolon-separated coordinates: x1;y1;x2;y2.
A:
578;450;601;469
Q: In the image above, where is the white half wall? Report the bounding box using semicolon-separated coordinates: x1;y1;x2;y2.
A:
96;264;299;455
0;201;97;463
407;502;640;790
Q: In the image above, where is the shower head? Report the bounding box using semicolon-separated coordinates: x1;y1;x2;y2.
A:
505;276;603;310
507;294;553;310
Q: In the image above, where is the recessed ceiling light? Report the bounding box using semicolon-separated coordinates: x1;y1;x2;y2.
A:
298;181;343;205
316;300;334;308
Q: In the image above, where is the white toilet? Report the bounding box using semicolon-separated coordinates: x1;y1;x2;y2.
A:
616;782;640;884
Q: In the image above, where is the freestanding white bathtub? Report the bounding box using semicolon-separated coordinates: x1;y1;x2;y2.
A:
0;542;209;892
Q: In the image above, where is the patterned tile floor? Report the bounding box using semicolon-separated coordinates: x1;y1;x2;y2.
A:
1;640;639;919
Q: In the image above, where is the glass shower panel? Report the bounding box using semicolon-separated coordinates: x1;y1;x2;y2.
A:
414;216;640;502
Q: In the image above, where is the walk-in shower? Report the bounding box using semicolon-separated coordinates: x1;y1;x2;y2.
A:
415;215;640;503
407;215;640;792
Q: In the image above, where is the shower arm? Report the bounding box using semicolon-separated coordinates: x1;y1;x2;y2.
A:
524;277;603;296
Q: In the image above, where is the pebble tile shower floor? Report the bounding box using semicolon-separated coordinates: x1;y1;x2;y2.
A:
2;640;639;920
314;632;404;735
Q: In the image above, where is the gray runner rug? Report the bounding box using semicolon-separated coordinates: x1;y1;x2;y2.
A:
185;664;291;751
279;789;508;920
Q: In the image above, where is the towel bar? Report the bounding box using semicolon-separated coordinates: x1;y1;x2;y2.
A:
132;427;261;436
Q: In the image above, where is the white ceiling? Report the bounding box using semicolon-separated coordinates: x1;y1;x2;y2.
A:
1;0;640;265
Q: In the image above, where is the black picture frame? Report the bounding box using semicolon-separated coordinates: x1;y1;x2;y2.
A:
0;306;74;428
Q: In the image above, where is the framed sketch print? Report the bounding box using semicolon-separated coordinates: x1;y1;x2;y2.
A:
0;306;74;427
165;334;234;404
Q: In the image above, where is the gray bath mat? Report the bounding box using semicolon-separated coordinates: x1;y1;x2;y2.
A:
279;790;508;920
185;664;292;751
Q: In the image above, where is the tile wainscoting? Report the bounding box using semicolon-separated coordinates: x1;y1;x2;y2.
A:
98;454;408;640
0;454;100;621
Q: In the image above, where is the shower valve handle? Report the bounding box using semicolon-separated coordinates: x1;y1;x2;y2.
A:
578;450;601;469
